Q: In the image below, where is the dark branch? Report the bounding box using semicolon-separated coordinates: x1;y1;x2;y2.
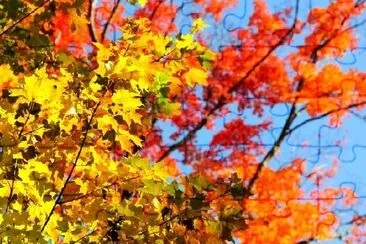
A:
248;100;298;191
0;0;51;37
100;0;121;42
139;213;181;236
156;0;300;163
59;176;139;204
88;0;98;43
246;7;365;190
41;87;110;232
5;112;31;213
289;101;366;134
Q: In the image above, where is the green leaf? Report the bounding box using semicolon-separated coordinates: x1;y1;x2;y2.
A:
141;179;164;195
190;175;210;191
230;183;252;200
157;97;181;116
190;193;207;210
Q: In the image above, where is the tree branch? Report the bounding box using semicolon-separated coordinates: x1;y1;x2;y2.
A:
247;77;303;191
156;0;300;163
0;0;51;37
247;100;366;193
139;213;181;236
41;88;110;232
289;101;366;134
59;176;139;204
88;0;98;43
5;112;31;213
246;8;364;191
100;0;121;43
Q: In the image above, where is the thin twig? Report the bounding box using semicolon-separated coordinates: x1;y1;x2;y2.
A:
139;213;181;236
289;101;366;134
0;0;51;37
59;176;139;204
41;88;110;232
5;112;30;212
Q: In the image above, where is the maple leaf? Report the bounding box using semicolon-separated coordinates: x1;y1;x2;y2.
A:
0;64;18;92
192;18;208;33
184;67;208;87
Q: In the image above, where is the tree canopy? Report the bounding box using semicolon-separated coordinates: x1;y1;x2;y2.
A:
0;0;366;243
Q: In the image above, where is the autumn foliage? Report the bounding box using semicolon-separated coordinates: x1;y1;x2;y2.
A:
0;0;366;243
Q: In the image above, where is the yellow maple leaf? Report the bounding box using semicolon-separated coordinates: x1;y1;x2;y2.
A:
70;9;89;30
74;178;88;194
89;77;103;93
138;0;148;7
184;68;208;87
94;43;115;76
192;18;208;33
10;67;66;105
176;34;196;50
116;130;142;153
0;184;10;197
0;64;18;91
112;89;143;108
111;89;144;126
12;201;23;212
